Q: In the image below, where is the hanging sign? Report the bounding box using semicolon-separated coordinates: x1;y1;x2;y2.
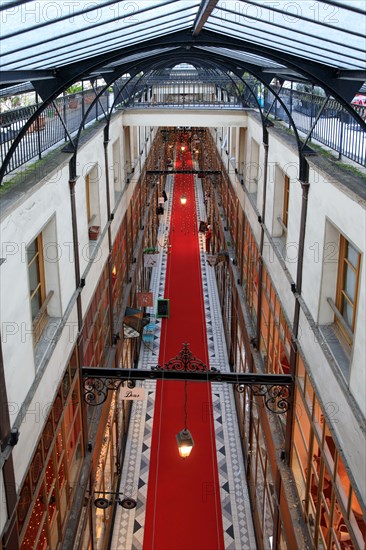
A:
144;254;159;268
137;292;154;307
120;387;145;400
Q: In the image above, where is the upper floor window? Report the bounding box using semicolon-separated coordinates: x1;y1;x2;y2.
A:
282;175;290;230
27;233;52;344
335;236;361;344
27;234;46;323
85;165;101;240
85;172;92;225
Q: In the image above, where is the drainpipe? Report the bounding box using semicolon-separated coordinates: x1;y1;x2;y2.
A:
256;127;269;347
285;156;310;460
103;126;115;347
0;339;19;549
68;159;88;452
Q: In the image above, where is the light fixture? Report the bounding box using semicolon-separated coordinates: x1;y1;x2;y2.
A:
176;428;194;458
180;194;187;205
181;146;185;151
94;492;137;509
176;381;194;458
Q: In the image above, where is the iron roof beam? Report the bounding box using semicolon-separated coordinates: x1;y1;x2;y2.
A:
0;70;55;85
336;70;366;80
192;0;218;36
81;366;293;386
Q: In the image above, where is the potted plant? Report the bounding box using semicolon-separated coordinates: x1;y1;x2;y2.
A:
143;247;160;267
66;84;82;108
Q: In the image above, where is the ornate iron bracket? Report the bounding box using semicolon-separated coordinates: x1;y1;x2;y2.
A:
82;343;292;413
83;377;135;407
236;383;291;414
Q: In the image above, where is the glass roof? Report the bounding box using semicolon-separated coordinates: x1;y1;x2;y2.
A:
207;0;365;70
0;0;365;100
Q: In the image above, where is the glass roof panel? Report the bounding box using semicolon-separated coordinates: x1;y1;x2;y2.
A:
211;0;366;69
0;0;364;96
24;21;194;71
2;6;196;70
205;19;365;69
1;1;199;65
196;46;286;69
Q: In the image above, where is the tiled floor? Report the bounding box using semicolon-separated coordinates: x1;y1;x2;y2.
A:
110;176;256;549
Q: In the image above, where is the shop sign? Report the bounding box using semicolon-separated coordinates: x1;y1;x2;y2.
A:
120;387;145;400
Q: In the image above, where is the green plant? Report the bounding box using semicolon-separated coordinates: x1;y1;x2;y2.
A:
143;247;159;254
65;84;82;96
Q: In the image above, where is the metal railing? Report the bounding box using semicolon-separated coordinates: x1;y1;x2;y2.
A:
262;88;366;166
1;85;365;179
0;87;111;177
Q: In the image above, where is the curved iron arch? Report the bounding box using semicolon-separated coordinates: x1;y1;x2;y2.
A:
1;40;364;182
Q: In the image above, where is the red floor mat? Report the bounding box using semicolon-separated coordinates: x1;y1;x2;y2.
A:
143;145;224;550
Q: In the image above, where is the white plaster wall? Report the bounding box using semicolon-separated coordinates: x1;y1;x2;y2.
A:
302;163;366;324
76;131;107;277
0;162;75;408
123;109;248;129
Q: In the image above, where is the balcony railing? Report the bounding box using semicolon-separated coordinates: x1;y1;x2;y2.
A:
261;88;366;166
0;86;364;180
0;87;111;177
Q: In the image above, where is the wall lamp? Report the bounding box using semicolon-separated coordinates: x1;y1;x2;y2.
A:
180;194;187;205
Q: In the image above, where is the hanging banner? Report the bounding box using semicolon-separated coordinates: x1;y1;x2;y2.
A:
137;292;154;307
120;386;145;400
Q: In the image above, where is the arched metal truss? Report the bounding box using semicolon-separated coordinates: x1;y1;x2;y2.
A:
0;10;365;181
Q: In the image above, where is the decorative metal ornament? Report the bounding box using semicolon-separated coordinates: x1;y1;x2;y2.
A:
235;383;291;414
82;344;292;414
152;343;215;373
84;377;135;406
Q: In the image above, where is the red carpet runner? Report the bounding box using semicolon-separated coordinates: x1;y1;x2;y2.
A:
143;141;224;550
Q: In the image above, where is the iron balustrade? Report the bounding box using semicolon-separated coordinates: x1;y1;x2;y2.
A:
261;87;366;166
0;87;111;177
1;85;365;178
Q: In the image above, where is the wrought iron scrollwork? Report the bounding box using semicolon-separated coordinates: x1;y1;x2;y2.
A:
235;383;291;414
152;342;217;373
83;377;135;406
